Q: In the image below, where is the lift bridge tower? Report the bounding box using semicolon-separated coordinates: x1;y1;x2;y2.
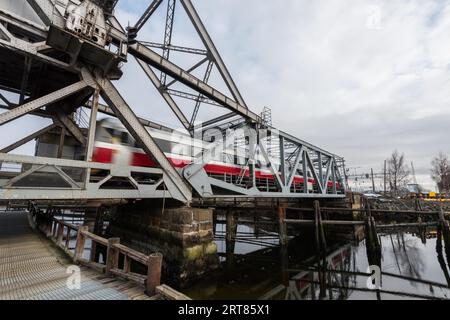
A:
0;0;346;206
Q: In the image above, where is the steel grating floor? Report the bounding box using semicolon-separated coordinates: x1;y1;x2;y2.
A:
0;211;153;300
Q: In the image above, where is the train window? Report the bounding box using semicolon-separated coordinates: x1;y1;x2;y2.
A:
121;132;129;145
105;128;115;137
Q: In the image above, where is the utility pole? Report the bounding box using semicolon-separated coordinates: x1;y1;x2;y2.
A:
411;161;418;185
371;168;376;193
384;160;387;195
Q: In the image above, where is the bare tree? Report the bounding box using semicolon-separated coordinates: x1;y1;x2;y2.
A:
431;152;450;193
387;150;409;196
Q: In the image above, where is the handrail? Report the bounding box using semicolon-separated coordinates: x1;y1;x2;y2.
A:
80;229;108;246
113;243;148;265
38;214;163;296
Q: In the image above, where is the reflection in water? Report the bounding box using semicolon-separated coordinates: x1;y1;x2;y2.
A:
279;244;356;300
183;218;450;300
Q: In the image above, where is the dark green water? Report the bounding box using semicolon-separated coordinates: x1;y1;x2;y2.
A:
183;224;450;300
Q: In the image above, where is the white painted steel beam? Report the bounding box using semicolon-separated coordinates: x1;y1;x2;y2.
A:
0;81;89;126
87;71;192;203
128;42;261;122
135;58;191;131
180;0;247;109
0;124;56;153
53;112;86;145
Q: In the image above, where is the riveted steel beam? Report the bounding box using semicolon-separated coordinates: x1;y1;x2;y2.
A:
84;70;192;203
180;0;247;109
0;81;89;126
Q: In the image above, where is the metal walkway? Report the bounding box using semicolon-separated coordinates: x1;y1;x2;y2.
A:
0;211;153;300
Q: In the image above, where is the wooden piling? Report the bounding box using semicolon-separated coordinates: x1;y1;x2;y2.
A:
438;205;450;260
313;201;327;299
314;201;327;251
443;221;450;260
226;207;237;242
90;207;104;262
435;225;450;286
364;201;381;269
212;210;217;235
254;212;260;239
278;205;288;246
146;253;163;296
314;202;320;252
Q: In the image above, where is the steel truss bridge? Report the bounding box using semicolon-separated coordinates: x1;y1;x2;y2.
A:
0;0;346;205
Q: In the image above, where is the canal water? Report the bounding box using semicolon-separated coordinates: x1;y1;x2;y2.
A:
183;223;450;300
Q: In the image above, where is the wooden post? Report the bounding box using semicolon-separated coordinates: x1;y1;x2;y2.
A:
315;201;327;251
45;214;53;237
52;219;58;238
437;225;443;252
278;205;288;246
437;205;450;258
74;226;88;262
365;208;382;272
90;207;104;263
370;217;381;252
56;223;64;246
436;226;450;287
443;221;450;259
146;253;163;296
64;227;70;250
124;255;131;273
415;199;426;244
212;210;217;235
313;201;321;252
371;168;375;193
90;241;98;263
314;200;327;299
106;238;120;276
226;207;236;242
254;211;260;239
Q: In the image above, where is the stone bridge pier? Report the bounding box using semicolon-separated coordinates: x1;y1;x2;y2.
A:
107;200;219;288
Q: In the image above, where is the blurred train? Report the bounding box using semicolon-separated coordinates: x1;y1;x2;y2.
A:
92;119;340;193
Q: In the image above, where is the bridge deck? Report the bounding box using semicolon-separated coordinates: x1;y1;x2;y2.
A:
0;211;153;300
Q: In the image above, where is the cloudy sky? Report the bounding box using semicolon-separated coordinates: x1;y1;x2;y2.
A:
112;0;450;191
2;0;450;192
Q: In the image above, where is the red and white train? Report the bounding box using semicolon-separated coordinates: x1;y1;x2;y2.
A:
92;119;340;193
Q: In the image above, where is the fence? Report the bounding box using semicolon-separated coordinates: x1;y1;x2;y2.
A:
35;210;163;296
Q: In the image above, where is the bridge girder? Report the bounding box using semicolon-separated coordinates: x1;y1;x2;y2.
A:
0;0;347;204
